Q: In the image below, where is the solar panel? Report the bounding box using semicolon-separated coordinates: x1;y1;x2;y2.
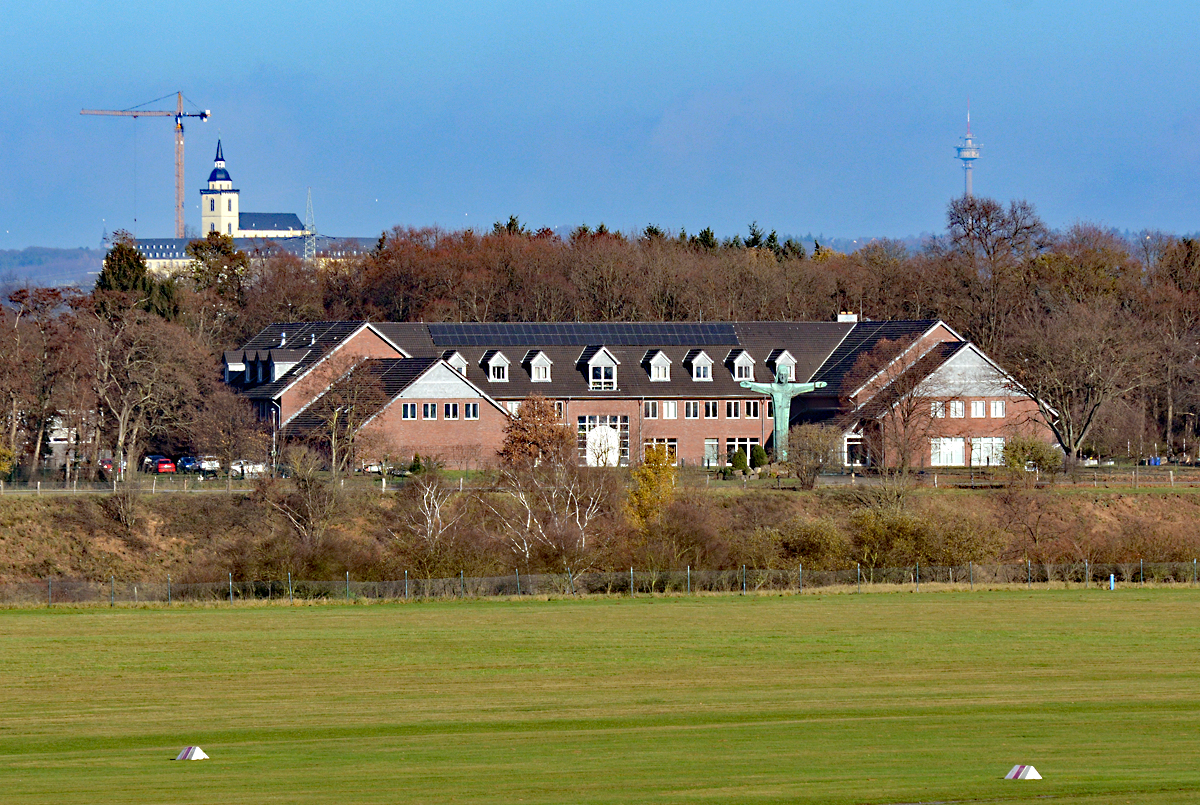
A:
428;322;738;347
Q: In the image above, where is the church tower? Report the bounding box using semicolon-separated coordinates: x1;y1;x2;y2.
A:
200;141;240;236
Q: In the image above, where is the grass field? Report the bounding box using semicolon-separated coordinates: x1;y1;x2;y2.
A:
2;592;1199;804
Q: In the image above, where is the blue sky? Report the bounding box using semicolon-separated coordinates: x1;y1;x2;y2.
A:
4;0;1199;249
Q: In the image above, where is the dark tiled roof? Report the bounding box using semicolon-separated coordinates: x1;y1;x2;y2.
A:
239;212;306;233
280;357;439;440
734;322;855;383
229;321;371;400
233;319;952;406
839;341;969;425
809;320;939;396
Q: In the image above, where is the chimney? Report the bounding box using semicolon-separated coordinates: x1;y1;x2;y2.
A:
310;333;316;346
279;331;287;347
837;312;858;323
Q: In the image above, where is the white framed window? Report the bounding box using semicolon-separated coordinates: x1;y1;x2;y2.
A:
931;437;966;466
949;400;965;418
506;401;520;415
931;401;946;418
693;364;711;381
590;365;616;390
662;401;678;419
422;403;437;420
991;400;1006;418
532;364;550;381
726;401;740;419
444;403;459;420
644;400;658;419
971;400;986;418
971;437;1006;467
464;403;479;420
554;401;565;419
685;401;699;419
745;400;760;418
727;437;760;464
491;364;507;381
209;198;215;211
651;363;670;381
736;364;752;380
704;401;718;419
402;403;417;420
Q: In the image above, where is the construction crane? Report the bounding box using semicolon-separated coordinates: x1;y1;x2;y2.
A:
82;92;210;238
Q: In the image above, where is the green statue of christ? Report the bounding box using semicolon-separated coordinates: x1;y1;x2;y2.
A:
740;367;827;462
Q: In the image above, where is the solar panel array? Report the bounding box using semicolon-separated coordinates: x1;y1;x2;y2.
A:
428;322;739;347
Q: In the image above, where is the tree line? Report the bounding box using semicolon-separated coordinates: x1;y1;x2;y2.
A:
1;194;1198;480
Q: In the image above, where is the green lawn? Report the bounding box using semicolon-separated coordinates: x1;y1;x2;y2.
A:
1;592;1198;804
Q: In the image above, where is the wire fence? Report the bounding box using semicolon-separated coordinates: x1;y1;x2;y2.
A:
3;560;1197;606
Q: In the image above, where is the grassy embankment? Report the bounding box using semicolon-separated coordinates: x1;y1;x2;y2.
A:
2;592;1199;804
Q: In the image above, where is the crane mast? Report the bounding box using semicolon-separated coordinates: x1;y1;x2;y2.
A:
82;92;210;238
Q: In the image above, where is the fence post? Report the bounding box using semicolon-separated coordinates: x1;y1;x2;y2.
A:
1110;573;1115;591
151;478;155;494
1085;559;1089;588
969;560;973;590
405;570;409;600
37;481;41;496
630;567;634;596
687;565;691;594
857;563;861;593
566;568;573;596
110;575;114;607
229;572;233;604
461;570;465;597
798;562;803;594
47;577;51;606
168;574;171;606
1027;559;1031;589
916;562;920;592
517;568;522;596
741;565;746;595
1194;558;1197;586
288;571;293;604
1140;558;1144;587
346;571;350;602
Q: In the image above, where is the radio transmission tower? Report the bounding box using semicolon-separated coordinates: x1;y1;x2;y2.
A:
955;108;981;198
304;188;317;262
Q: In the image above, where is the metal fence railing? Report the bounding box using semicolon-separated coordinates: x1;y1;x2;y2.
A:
2;560;1197;606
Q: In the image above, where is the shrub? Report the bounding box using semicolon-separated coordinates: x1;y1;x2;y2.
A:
730;449;749;472
750;444;770;469
1002;436;1064;485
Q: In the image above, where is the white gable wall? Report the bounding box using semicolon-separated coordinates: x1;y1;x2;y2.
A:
923;347;1014;398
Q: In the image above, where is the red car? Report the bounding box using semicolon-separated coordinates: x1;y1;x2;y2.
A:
155;458;176;473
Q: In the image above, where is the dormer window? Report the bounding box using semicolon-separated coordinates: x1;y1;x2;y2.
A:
727;349;755;381
582;346;619;390
767;349;797;383
643;350;672;382
686;350;713;382
483;351;511;382
523;350;553;382
443;351;469;376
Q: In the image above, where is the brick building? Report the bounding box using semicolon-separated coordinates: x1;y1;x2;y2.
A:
223;318;1053;469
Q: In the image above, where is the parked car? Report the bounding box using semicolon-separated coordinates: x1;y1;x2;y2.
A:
176;456;200;472
230;459;267;479
141;454;167;472
155;458;176;473
199;456;221;472
98;457;127;478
